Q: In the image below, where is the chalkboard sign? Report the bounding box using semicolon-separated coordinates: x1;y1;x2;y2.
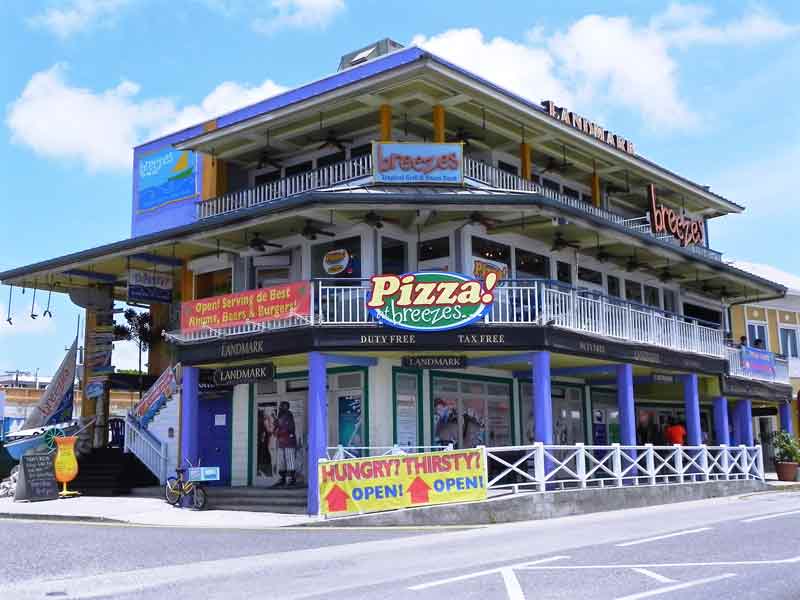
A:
15;453;58;502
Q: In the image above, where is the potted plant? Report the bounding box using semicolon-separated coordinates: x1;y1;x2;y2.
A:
769;430;800;482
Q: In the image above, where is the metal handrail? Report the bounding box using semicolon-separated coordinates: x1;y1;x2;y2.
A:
724;346;790;384
123;414;168;484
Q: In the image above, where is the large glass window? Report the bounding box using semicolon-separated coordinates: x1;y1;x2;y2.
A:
381;237;407;275
418;237;450;271
497;161;518;176
747;323;768;347
625;280;643;304
607;275;621;298
556;261;572;284
578;266;603;286
311;236;361;280
394;371;419;446
542;178;560;192
663;289;677;314
684;303;722;326
195;269;232;299
521;383;584;445
644;285;661;308
472;236;510;279
780;328;799;358
432;376;511;449
515;249;549;279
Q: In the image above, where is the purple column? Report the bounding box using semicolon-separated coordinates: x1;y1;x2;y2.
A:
780;402;794;436
712;397;730;445
616;365;636;445
683;374;702;446
733;399;754;446
307;352;328;515
532;352;552;444
180;366;199;466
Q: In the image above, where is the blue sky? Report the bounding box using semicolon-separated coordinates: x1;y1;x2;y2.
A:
1;0;800;376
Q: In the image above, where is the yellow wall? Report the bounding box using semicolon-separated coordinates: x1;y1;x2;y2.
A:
767;309;780;354
730;305;746;342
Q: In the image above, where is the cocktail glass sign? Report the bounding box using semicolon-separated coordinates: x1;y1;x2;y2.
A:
367;272;498;331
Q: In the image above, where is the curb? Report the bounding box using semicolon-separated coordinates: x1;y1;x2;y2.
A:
0;512;127;524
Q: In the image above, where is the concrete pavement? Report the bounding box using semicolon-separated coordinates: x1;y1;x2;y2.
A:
1;490;800;599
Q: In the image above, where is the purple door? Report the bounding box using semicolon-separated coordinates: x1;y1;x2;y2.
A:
197;389;232;486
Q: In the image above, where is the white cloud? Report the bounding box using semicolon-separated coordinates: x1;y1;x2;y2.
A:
252;0;345;34
28;0;131;39
6;64;286;171
728;261;800;294
112;339;148;371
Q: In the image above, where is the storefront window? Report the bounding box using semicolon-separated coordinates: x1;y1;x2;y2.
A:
394;371;419;446
311;236;361;280
381;237;407;275
520;383;584;444
590;390;620;444
516;249;549;279
472;237;510;265
418;237;450;271
432;376;511;449
195;268;232;299
625;280;643;304
556;261;572;285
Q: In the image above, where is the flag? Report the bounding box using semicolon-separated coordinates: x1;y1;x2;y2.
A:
23;338;77;429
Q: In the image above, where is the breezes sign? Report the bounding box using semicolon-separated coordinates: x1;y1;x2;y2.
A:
367;272;498;332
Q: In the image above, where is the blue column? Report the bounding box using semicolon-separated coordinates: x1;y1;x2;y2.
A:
180;366;199;465
307;352;328;515
780;402;794;436
712;397;730;445
532;352;552;444
616;365;636;445
683;374;702;446
733;399;754;446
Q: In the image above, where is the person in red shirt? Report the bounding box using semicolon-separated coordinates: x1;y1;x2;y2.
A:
664;418;687;445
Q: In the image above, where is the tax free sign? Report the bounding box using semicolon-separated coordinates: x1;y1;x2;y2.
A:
367;272;498;331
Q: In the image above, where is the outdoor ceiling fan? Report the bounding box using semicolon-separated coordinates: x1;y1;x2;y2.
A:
257;130;284;170
540;145;574;175
248;232;282;253
355;211;404;230
551;232;581;252
625;253;642;272
300;220;336;241
306;114;352;151
446;126;485;148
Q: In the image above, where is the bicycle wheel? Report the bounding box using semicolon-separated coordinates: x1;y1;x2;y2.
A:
165;477;181;505
193;486;207;510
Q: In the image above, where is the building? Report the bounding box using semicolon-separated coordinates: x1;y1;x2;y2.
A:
0;39;792;513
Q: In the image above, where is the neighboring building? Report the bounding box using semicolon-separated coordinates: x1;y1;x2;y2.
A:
730;261;800;453
0;39;792;512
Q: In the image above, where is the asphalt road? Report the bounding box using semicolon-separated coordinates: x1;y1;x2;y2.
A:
2;490;800;599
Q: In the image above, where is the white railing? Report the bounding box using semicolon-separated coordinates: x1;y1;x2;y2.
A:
197;154;373;219
124;414;169;484
725;346;790;384
485;443;764;494
163;314;310;344
325;444;452;460
316;280;373;325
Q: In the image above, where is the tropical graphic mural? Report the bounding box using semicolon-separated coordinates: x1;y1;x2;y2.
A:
136;146;197;212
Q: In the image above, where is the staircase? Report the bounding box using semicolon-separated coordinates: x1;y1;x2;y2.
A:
124;392;178;484
72;447;158;496
128;485;308;514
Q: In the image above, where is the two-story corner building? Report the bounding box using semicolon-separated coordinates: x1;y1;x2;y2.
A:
0;39;793;512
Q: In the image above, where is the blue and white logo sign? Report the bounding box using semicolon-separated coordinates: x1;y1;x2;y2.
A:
128;269;173;304
136;146;197;212
373;142;463;184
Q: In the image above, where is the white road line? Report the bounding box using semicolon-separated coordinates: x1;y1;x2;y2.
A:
611;573;736;600
500;567;526;600
517;555;800;570
741;510;800;523
615;527;712;547
631;568;676;584
408;555;568;590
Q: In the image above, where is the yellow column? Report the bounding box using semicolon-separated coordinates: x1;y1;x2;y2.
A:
201;120;228;200
730;305;747;343
520;142;531;180
379;104;392;142
180;266;194;302
767;309;780;354
591;170;602;208
81;310;97;420
432;105;445;143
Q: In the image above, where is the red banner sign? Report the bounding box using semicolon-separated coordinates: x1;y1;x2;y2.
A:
181;281;311;331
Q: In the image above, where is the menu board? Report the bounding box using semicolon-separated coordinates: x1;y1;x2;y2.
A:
15;453;59;502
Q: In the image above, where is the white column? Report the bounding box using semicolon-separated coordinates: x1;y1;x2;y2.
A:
230;384;250;486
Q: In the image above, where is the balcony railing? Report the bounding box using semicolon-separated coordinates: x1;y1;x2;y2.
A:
195;154;723;262
724;346;790;385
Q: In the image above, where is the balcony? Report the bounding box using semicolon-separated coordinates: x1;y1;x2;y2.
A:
195;155;722;263
724;346;790;385
167;279;726;360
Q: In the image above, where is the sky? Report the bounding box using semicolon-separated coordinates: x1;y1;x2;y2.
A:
1;0;800;376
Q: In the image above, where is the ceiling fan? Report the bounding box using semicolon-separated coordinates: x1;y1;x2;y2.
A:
248;232;282;253
446;126;485;148
540;145;574;175
552;232;581;252
355;211;404;230
625;253;642;272
300;220;336;240
257;130;284;170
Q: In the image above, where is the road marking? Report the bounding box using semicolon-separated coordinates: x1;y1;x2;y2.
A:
518;555;800;570
500;567;525;600
408;556;568;590
631;568;676;584
611;573;735;600
741;510;800;523
615;527;712;547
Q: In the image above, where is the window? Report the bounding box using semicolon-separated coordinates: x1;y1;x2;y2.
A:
472;237;511;265
418;237;450;271
780;328;799;358
311;236;361;279
515;249;549;279
557;261;572;284
663;289;677;314
625;280;643;304
607;275;621;298
195;269;232;299
684;303;722;326
350;143;371;158
395;371;419;446
381;237;407;275
254;170;281;186
317;151;346;168
644;285;661;308
747;323;768;347
285;160;312;176
432;376;511;448
578;266;602;286
562;186;580;200
497;161;518;176
542;178;560;192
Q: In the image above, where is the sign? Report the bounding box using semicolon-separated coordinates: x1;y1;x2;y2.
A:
740;346;776;377
648;185;705;247
181;281;311;332
323;249;350;275
402;356;466;369
473;258;508;281
128;269;173;303
319;449;486;515
15;453;59;502
53;436;79;496
373;142;463;184
23;339;77;429
137;147;197;212
212;363;275;386
187;466;220;482
367;272;498;332
134;367;177;426
542;100;635;155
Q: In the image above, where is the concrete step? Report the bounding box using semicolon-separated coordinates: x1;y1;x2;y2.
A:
206;495;306;507
206;486;307;498
209;503;308;514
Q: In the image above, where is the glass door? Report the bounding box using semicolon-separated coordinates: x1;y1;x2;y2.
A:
254;391;307;487
432;376;511;449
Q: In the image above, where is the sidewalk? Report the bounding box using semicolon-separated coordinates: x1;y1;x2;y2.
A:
764;472;800;491
0;496;319;528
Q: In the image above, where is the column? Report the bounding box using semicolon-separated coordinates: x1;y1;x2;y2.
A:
180;366;200;465
379;104;392;142
532;352;552;444
591;169;601;208
616;365;636;445
780;401;795;436
733;399;754;446
432;104;445;143
712;397;730;445
520;142;532;180
307;352;328;515
683;374;702;445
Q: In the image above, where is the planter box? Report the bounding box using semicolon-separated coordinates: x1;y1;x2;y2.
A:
775;461;798;482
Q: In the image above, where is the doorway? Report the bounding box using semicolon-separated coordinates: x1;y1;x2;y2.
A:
253;391;307;487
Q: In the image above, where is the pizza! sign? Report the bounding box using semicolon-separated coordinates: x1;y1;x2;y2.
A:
367;272;498;332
